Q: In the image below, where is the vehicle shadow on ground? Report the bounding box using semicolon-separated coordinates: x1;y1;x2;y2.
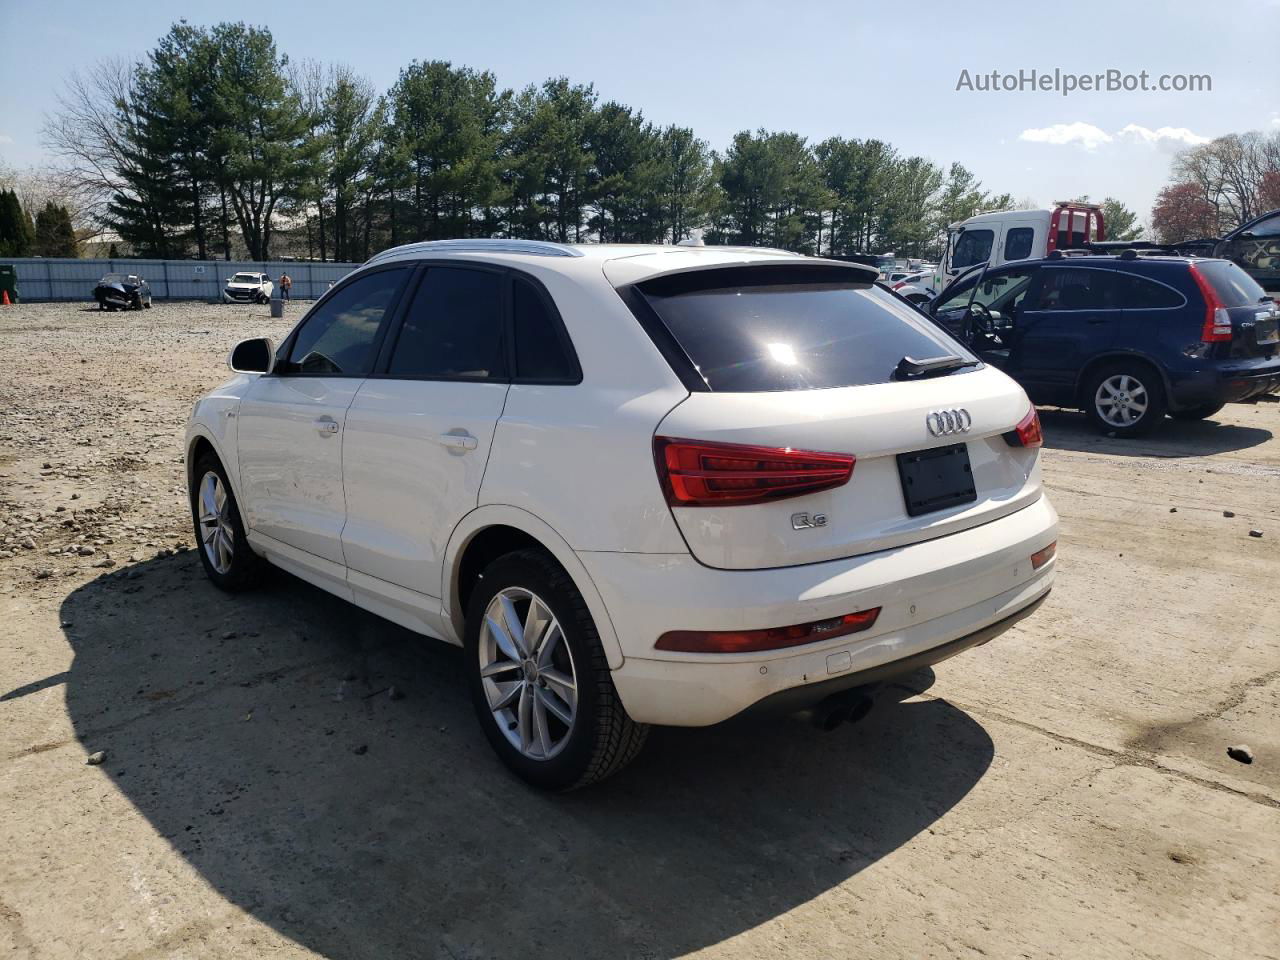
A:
1038;407;1273;457
58;553;992;959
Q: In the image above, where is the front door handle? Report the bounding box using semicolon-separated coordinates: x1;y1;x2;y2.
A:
315;416;340;436
435;431;478;451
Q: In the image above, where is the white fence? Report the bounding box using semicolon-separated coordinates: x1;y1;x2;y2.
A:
3;258;363;302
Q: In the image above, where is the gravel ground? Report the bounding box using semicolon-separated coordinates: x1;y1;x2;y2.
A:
1;300;1278;960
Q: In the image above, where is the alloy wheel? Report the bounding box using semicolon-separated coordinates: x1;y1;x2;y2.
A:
1094;374;1149;428
197;471;235;574
478;587;578;761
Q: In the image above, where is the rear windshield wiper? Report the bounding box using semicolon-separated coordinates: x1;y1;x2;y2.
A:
893;355;979;381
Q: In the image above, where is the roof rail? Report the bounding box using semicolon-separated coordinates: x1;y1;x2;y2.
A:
366;238;584;264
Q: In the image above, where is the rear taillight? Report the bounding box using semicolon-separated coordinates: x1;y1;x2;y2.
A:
1003;406;1043;449
654;437;855;507
1031;541;1057;569
656;607;882;654
1189;264;1232;342
892;281;907;290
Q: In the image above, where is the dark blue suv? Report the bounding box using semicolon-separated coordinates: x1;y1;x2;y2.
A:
929;255;1280;435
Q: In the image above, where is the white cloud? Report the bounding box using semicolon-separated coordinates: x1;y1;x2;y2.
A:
1271;113;1280;127
0;135;13;145
1019;121;1213;151
1118;124;1211;145
1019;122;1113;151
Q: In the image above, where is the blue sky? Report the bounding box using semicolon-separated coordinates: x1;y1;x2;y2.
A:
2;0;1276;221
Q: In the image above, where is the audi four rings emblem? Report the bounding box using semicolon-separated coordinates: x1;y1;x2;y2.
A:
926;408;972;437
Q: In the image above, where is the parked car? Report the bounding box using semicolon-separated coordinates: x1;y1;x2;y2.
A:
1207;209;1280;294
892;273;937;305
93;273;152;311
223;272;274;304
187;240;1058;789
929;253;1280;436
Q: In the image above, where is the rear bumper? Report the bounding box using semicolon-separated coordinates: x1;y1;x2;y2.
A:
583;495;1058;726
1168;358;1280;407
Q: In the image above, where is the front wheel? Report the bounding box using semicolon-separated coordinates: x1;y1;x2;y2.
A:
1083;363;1167;436
189;452;265;591
1171;401;1225;421
465;549;647;790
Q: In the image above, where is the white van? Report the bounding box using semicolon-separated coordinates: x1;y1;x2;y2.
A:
933;202;1105;293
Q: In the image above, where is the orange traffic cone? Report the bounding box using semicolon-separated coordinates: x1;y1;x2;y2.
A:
1;290;10;306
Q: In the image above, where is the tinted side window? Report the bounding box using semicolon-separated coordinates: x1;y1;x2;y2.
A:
952;229;994;270
1004;227;1034;261
1247;213;1280;238
1113;273;1184;309
1034;269;1118;310
285;268;406;375
513;278;578;381
388;267;506;379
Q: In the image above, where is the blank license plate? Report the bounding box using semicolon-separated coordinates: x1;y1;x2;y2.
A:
897;443;977;517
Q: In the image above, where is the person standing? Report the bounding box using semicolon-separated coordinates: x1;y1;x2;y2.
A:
279;272;292;301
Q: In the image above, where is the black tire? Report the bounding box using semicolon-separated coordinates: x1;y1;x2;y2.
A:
132;293;143;311
1082;362;1168;436
1171;401;1225;421
143;297;152;309
189;451;265;592
464;548;648;791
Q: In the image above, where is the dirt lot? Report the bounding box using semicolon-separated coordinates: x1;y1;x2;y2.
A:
1;300;1278;960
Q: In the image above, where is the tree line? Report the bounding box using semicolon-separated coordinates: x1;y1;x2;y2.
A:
37;20;1031;263
0;189;79;258
1152;129;1280;242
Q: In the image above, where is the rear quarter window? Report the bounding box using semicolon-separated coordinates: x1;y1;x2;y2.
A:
1113;272;1185;309
633;265;975;392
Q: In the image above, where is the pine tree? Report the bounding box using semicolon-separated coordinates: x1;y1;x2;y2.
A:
0;190;35;256
34;202;79;257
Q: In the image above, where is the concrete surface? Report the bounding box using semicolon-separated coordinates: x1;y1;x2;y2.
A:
1;301;1277;960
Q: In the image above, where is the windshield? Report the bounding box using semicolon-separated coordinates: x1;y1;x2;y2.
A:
99;273;127;284
230;273;261;284
635;266;975;392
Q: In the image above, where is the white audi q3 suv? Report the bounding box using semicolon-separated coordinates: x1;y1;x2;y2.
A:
186;239;1057;789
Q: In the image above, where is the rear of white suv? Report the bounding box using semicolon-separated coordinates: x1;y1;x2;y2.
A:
186;241;1056;791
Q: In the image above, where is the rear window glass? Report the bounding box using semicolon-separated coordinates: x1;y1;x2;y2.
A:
637;266;974;392
1196;260;1268;307
1034;268;1120;310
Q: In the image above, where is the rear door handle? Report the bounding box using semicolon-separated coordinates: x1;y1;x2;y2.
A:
315;416;340;436
435;431;478;451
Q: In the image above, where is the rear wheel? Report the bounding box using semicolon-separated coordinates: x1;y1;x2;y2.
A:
1171;401;1225;421
1084;363;1167;436
464;549;647;790
189;451;265;591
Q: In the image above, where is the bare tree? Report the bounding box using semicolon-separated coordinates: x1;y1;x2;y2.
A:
40;58;141;228
1171;130;1280;231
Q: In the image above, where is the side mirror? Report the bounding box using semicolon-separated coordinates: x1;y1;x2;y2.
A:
228;337;275;374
